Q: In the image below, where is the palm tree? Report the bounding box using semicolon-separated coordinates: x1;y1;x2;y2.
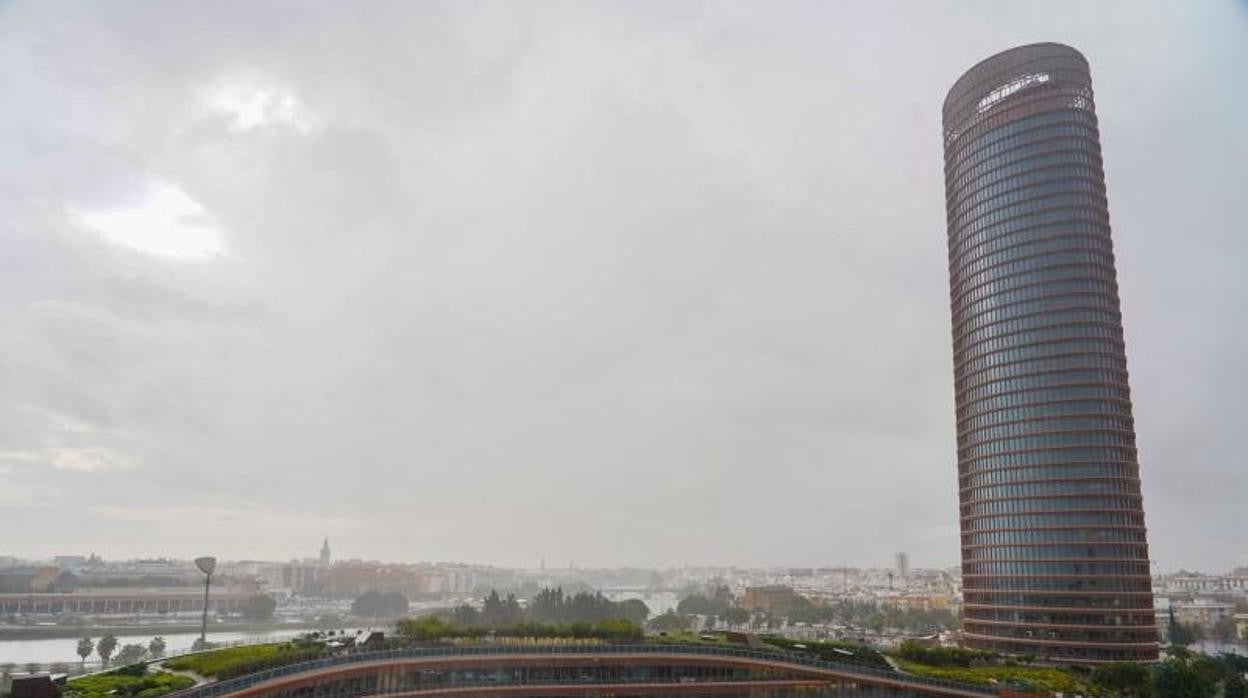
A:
97;635;118;665
77;637;94;666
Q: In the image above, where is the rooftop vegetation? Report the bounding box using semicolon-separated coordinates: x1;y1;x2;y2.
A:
760;635;891;670
395;616;643;641
163;642;321;680
64;665;194;698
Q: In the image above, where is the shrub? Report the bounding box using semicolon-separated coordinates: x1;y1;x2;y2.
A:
1091;661;1152;696
894;660;1089;694
894;641;998;667
394;616;642;642
761;636;891;670
164;644;320;680
65;668;194;698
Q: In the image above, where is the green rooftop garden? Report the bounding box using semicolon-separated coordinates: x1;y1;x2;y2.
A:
64;665;195;698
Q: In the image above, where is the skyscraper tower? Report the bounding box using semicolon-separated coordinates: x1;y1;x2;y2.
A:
319;537;331;567
941;43;1157;663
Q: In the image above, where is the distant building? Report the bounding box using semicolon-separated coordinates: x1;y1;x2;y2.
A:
884;593;951;613
0;585;259;616
1172;599;1236;632
1167;574;1248;594
0;568;76;593
319;538;332;567
281;562;326;597
53;555;88;569
741;586;797;613
421;567;477;595
895;553;910;579
326;563;422;599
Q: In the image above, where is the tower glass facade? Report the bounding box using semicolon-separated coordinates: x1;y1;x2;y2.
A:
941;43;1158;662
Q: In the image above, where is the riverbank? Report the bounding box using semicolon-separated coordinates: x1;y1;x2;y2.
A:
0;621;329;641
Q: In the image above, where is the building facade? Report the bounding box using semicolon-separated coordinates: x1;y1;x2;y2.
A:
740;585;798;613
1171;599;1236;633
896;552;911;580
941;43;1157;662
0;586;257;616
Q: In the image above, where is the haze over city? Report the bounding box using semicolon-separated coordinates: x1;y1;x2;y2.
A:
1;0;1244;574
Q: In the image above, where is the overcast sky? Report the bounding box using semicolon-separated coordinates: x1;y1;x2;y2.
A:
0;1;1244;572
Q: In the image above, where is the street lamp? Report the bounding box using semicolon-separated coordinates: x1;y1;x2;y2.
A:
194;556;217;649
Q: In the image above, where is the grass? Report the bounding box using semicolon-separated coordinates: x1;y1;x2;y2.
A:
65;668;194;698
761;636;893;670
163;643;321;679
648;630;737;646
894;658;1096;694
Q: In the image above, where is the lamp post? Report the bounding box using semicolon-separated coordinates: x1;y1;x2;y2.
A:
194;557;217;649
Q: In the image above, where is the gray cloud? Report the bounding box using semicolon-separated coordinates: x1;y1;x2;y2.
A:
0;1;1243;571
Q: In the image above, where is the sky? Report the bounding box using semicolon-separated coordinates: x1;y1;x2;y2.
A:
0;1;1244;572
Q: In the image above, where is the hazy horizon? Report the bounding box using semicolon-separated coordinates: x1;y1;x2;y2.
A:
1;1;1244;572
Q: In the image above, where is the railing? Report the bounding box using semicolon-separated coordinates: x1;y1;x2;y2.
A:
168;643;997;697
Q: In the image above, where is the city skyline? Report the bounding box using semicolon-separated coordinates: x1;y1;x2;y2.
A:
0;2;1244;571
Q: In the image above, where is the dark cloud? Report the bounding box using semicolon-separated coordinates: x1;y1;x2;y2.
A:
0;1;1243;571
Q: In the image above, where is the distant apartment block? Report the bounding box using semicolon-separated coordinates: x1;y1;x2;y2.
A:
895;553;910;579
1166;574;1248;594
0;587;258;616
1171;599;1236;632
741;585;798;613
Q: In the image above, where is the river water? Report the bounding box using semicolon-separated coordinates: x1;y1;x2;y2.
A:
0;628;311;666
0;594;681;666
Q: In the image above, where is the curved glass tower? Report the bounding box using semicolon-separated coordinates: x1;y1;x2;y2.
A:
941;43;1158;663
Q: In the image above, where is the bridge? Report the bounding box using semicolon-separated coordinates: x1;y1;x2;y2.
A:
168;643;1002;698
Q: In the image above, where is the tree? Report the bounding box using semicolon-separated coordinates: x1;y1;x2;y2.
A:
481;590;507;626
615;599;650;626
450;603;480;626
1156;658;1213;698
351;591;409;619
677;590;731;617
1091;662;1153;697
76;637;94;665
722;607;750;628
594;618;643;641
115;644;146;665
242;593;277;621
1212;616;1238;642
500;593;523;625
396;616;455;641
648;610;689;632
97;635;118;665
1170;622;1202;646
148;637;166;658
1226;674;1247;698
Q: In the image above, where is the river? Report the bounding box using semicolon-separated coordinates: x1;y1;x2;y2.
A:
0;597;681;667
0;628;315;666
